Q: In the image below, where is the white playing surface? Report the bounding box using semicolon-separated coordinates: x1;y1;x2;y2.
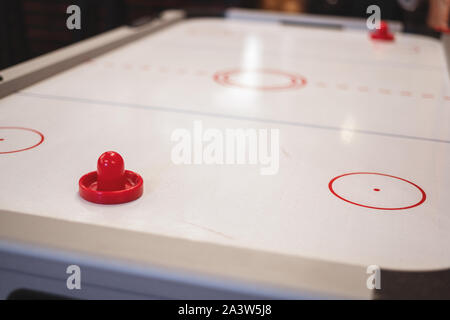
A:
1;18;450;271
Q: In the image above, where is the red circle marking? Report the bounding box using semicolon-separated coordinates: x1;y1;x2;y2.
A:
373;188;380;192
213;69;307;91
328;172;426;211
0;127;44;154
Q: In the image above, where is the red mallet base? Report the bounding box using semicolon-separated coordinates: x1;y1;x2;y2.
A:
79;151;143;204
370;21;394;41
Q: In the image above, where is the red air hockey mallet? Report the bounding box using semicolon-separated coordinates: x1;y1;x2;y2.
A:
79;151;143;204
370;21;394;41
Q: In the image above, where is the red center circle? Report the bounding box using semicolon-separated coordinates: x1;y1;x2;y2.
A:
328;172;426;211
0;127;45;154
213;69;307;91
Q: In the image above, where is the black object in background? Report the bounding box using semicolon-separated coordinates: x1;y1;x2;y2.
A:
0;0;441;71
0;0;246;70
0;0;126;70
0;1;29;70
306;0;437;36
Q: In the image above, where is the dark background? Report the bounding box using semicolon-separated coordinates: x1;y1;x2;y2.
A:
0;0;434;70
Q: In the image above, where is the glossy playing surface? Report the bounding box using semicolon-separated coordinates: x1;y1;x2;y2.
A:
1;18;450;271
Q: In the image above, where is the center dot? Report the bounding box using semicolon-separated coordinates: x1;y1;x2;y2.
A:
373;188;381;192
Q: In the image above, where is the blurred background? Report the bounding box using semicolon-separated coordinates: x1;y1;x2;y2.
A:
0;0;445;70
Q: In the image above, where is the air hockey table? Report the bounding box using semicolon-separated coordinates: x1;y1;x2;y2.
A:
0;8;449;299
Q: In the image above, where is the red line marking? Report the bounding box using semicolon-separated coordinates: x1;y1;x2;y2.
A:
400;90;412;97
357;86;369;92
213;69;307;91
195;70;208;76
78;64;443;101
0;138;4;141
373;188;380;192
421;93;434;99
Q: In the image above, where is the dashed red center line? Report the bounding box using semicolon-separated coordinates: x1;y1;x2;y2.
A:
85;61;450;101
195;70;208;76
422;93;435;99
97;61;212;77
357;86;369;92
400;91;412;97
